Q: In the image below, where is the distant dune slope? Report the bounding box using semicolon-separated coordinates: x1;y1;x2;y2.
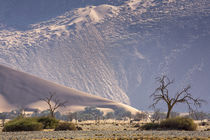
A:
0;64;139;113
0;0;209;112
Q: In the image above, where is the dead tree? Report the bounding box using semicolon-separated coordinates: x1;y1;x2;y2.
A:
16;105;26;118
134;112;148;121
150;75;205;119
0;113;6;127
149;109;166;123
40;92;67;117
189;111;207;122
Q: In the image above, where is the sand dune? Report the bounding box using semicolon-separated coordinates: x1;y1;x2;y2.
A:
0;64;139;114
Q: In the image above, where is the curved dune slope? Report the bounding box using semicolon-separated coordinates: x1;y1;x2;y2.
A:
0;64;139;114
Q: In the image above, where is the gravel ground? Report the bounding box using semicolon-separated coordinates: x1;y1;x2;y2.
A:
0;130;210;140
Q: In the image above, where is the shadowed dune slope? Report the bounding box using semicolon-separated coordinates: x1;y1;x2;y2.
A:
0;64;139;113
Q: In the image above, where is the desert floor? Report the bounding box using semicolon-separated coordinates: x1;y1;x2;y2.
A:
0;122;210;140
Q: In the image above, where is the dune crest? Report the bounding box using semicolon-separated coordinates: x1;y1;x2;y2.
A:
0;64;139;114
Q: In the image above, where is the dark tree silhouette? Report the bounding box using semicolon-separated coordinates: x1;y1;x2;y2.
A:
150;75;205;119
40;92;67;117
0;113;6;127
149;109;166;123
189;111;208;121
134;112;148;121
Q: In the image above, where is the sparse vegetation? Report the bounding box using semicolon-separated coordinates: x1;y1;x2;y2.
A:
1;117;209;139
160;117;197;131
37;116;59;129
2;116;60;132
141;122;160;130
55;122;77;131
141;117;197;131
76;107;104;121
62;107;132;122
1;105;208;137
105;112;115;120
112;107;131;120
3;117;43;132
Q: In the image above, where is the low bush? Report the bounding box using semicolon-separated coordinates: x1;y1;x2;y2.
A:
37;116;59;129
76;126;83;130
141;123;159;130
141;117;197;131
199;122;208;126
160;117;197;131
133;123;140;128
54;122;77;131
3;117;43;132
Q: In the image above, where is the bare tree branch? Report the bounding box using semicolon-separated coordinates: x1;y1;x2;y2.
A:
150;75;205;119
40;92;67;117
